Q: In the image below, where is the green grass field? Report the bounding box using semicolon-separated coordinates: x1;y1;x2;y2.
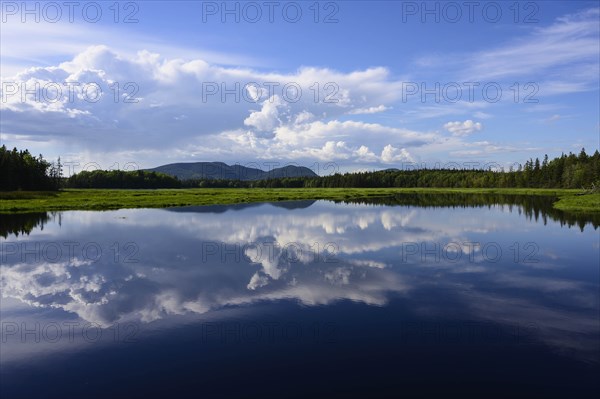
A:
551;192;600;212
1;187;598;213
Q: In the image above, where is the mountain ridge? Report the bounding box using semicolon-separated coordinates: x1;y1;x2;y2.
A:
145;162;319;181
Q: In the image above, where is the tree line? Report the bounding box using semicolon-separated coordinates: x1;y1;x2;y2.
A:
0;145;62;191
2;146;598;191
185;149;600;190
66;169;180;189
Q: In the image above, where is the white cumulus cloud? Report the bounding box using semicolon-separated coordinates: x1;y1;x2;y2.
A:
348;105;390;115
443;120;483;136
381;145;413;163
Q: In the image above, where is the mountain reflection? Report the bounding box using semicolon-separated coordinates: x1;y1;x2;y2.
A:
1;199;598;362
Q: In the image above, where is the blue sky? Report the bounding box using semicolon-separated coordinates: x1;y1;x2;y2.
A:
1;1;598;174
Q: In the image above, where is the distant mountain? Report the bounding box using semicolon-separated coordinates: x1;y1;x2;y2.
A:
146;162;318;181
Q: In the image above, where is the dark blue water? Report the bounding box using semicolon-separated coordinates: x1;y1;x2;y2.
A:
1;199;599;398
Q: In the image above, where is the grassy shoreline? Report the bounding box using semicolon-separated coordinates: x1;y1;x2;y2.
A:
1;188;598;213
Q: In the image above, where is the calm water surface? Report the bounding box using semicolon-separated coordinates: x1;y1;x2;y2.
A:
1;197;599;398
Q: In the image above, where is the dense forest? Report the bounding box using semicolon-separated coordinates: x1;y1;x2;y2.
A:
0;145;62;191
66;170;180;189
184;149;600;190
1;146;598;191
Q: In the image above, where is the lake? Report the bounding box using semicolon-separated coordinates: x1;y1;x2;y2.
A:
1;196;599;398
